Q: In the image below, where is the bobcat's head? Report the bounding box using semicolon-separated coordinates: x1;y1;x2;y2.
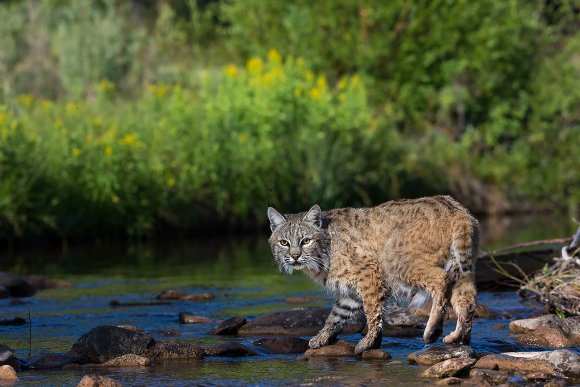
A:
267;204;329;274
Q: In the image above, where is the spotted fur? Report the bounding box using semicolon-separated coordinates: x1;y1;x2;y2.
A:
267;195;479;355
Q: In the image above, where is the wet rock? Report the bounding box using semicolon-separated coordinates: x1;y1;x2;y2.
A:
474;354;557;375
492;324;506;330
0;273;36;297
28;353;76;369
0;345;18;369
115;325;143;332
436;377;461;385
97;354;150;367
285;296;324;304
208;316;247;335
361;349;392;360
523;372;553;381
0;365;18;381
421;358;477;378
502;350;579;377
152;329;181;337
408;345;477;365
23;275;71;290
468;368;511;384
146;341;204;360
238;308;363;336
204;343;258;357
77;374;121;387
68;326;155;363
545;379;569;387
301;340;355;358
157;290;215;301
179;312;212;324
509;314;560;334
514;325;580;348
252;336;310;354
388;360;405;366
0;317;26;326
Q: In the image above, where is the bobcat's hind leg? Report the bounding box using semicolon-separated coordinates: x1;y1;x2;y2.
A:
354;270;386;355
443;272;476;345
309;297;362;349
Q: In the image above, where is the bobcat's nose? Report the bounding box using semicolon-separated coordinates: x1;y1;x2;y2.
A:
290;252;301;260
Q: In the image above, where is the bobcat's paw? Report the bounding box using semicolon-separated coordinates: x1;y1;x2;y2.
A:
309;333;332;349
443;330;471;345
423;325;443;344
354;331;382;355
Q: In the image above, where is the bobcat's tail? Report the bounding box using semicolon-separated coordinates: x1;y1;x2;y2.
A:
448;216;479;276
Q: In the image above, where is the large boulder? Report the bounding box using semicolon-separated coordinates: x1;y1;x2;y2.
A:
238;308;363;336
510;315;580;348
68;326;155;364
0;273;36;298
408;345;477;366
501;350;579;378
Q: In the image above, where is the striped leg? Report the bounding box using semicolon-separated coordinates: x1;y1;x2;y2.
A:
309;297;363;349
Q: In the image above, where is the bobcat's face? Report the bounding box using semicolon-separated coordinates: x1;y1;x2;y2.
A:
267;205;328;274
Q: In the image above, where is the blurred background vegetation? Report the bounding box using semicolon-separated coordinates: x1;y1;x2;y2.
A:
0;0;578;240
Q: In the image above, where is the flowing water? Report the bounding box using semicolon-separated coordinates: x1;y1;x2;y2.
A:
0;215;577;386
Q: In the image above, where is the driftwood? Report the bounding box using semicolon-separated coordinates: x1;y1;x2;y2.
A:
486;224;580;315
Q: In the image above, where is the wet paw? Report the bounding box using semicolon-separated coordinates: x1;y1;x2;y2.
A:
309;333;332;349
423;325;443;344
443;331;462;344
354;332;382;355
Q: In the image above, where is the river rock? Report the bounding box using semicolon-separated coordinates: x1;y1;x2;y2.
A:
179;312;212;324
0;273;35;297
502;350;579;377
68;326;155;363
509;315;580;347
0;345;18;369
408;345;477;365
98;354;150;367
435;377;461;385
28;353;76;369
23;275;72;290
238;308;363;336
157;289;214;301
204;343;258;357
0;365;18;381
208;316;247;335
146;341;204;360
468;368;511;384
301;340;355;358
474;354;557;375
361;349;392;360
77;374;121;387
252;336;310;354
421;357;477;378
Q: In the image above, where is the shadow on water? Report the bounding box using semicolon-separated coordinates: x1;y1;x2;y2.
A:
0;214;577;386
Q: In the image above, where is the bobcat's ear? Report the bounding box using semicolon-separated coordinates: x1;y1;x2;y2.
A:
267;207;287;232
303;204;322;228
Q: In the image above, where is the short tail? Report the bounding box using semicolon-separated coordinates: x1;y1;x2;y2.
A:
449;217;479;275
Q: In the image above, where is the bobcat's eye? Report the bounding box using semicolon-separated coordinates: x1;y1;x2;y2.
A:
279;239;289;246
301;238;312;245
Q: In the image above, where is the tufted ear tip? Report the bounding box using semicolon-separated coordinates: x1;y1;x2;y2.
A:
267;207;286;232
303;204;322;227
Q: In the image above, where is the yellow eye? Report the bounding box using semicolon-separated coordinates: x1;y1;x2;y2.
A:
279;240;289;246
302;238;311;245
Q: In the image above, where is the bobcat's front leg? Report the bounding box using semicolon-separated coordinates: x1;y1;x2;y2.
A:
309;297;363;349
354;279;386;355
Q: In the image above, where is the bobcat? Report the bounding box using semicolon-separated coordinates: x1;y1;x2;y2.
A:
267;195;479;355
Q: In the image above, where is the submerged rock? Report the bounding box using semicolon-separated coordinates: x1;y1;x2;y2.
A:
179;312;212;324
77;374;121;387
157;290;215;301
408;345;477;366
0;365;18;381
301;340;355;358
146;341;204;360
252;336;310;354
510;315;580;348
421;358;477;378
68;326;155;364
468;368;511;385
28;353;76;369
0;273;35;298
204;343;258;357
208;316;247;335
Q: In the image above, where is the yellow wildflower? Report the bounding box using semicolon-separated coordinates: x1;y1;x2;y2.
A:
309;87;321;100
97;79;115;93
17;94;34;107
225;64;238;78
72;147;82;157
166;176;176;188
146;83;168;98
105;145;113;156
267;49;282;64
246;57;263;73
337;78;347;90
120;133;138;146
66;102;79;114
316;76;327;89
111;195;120;204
